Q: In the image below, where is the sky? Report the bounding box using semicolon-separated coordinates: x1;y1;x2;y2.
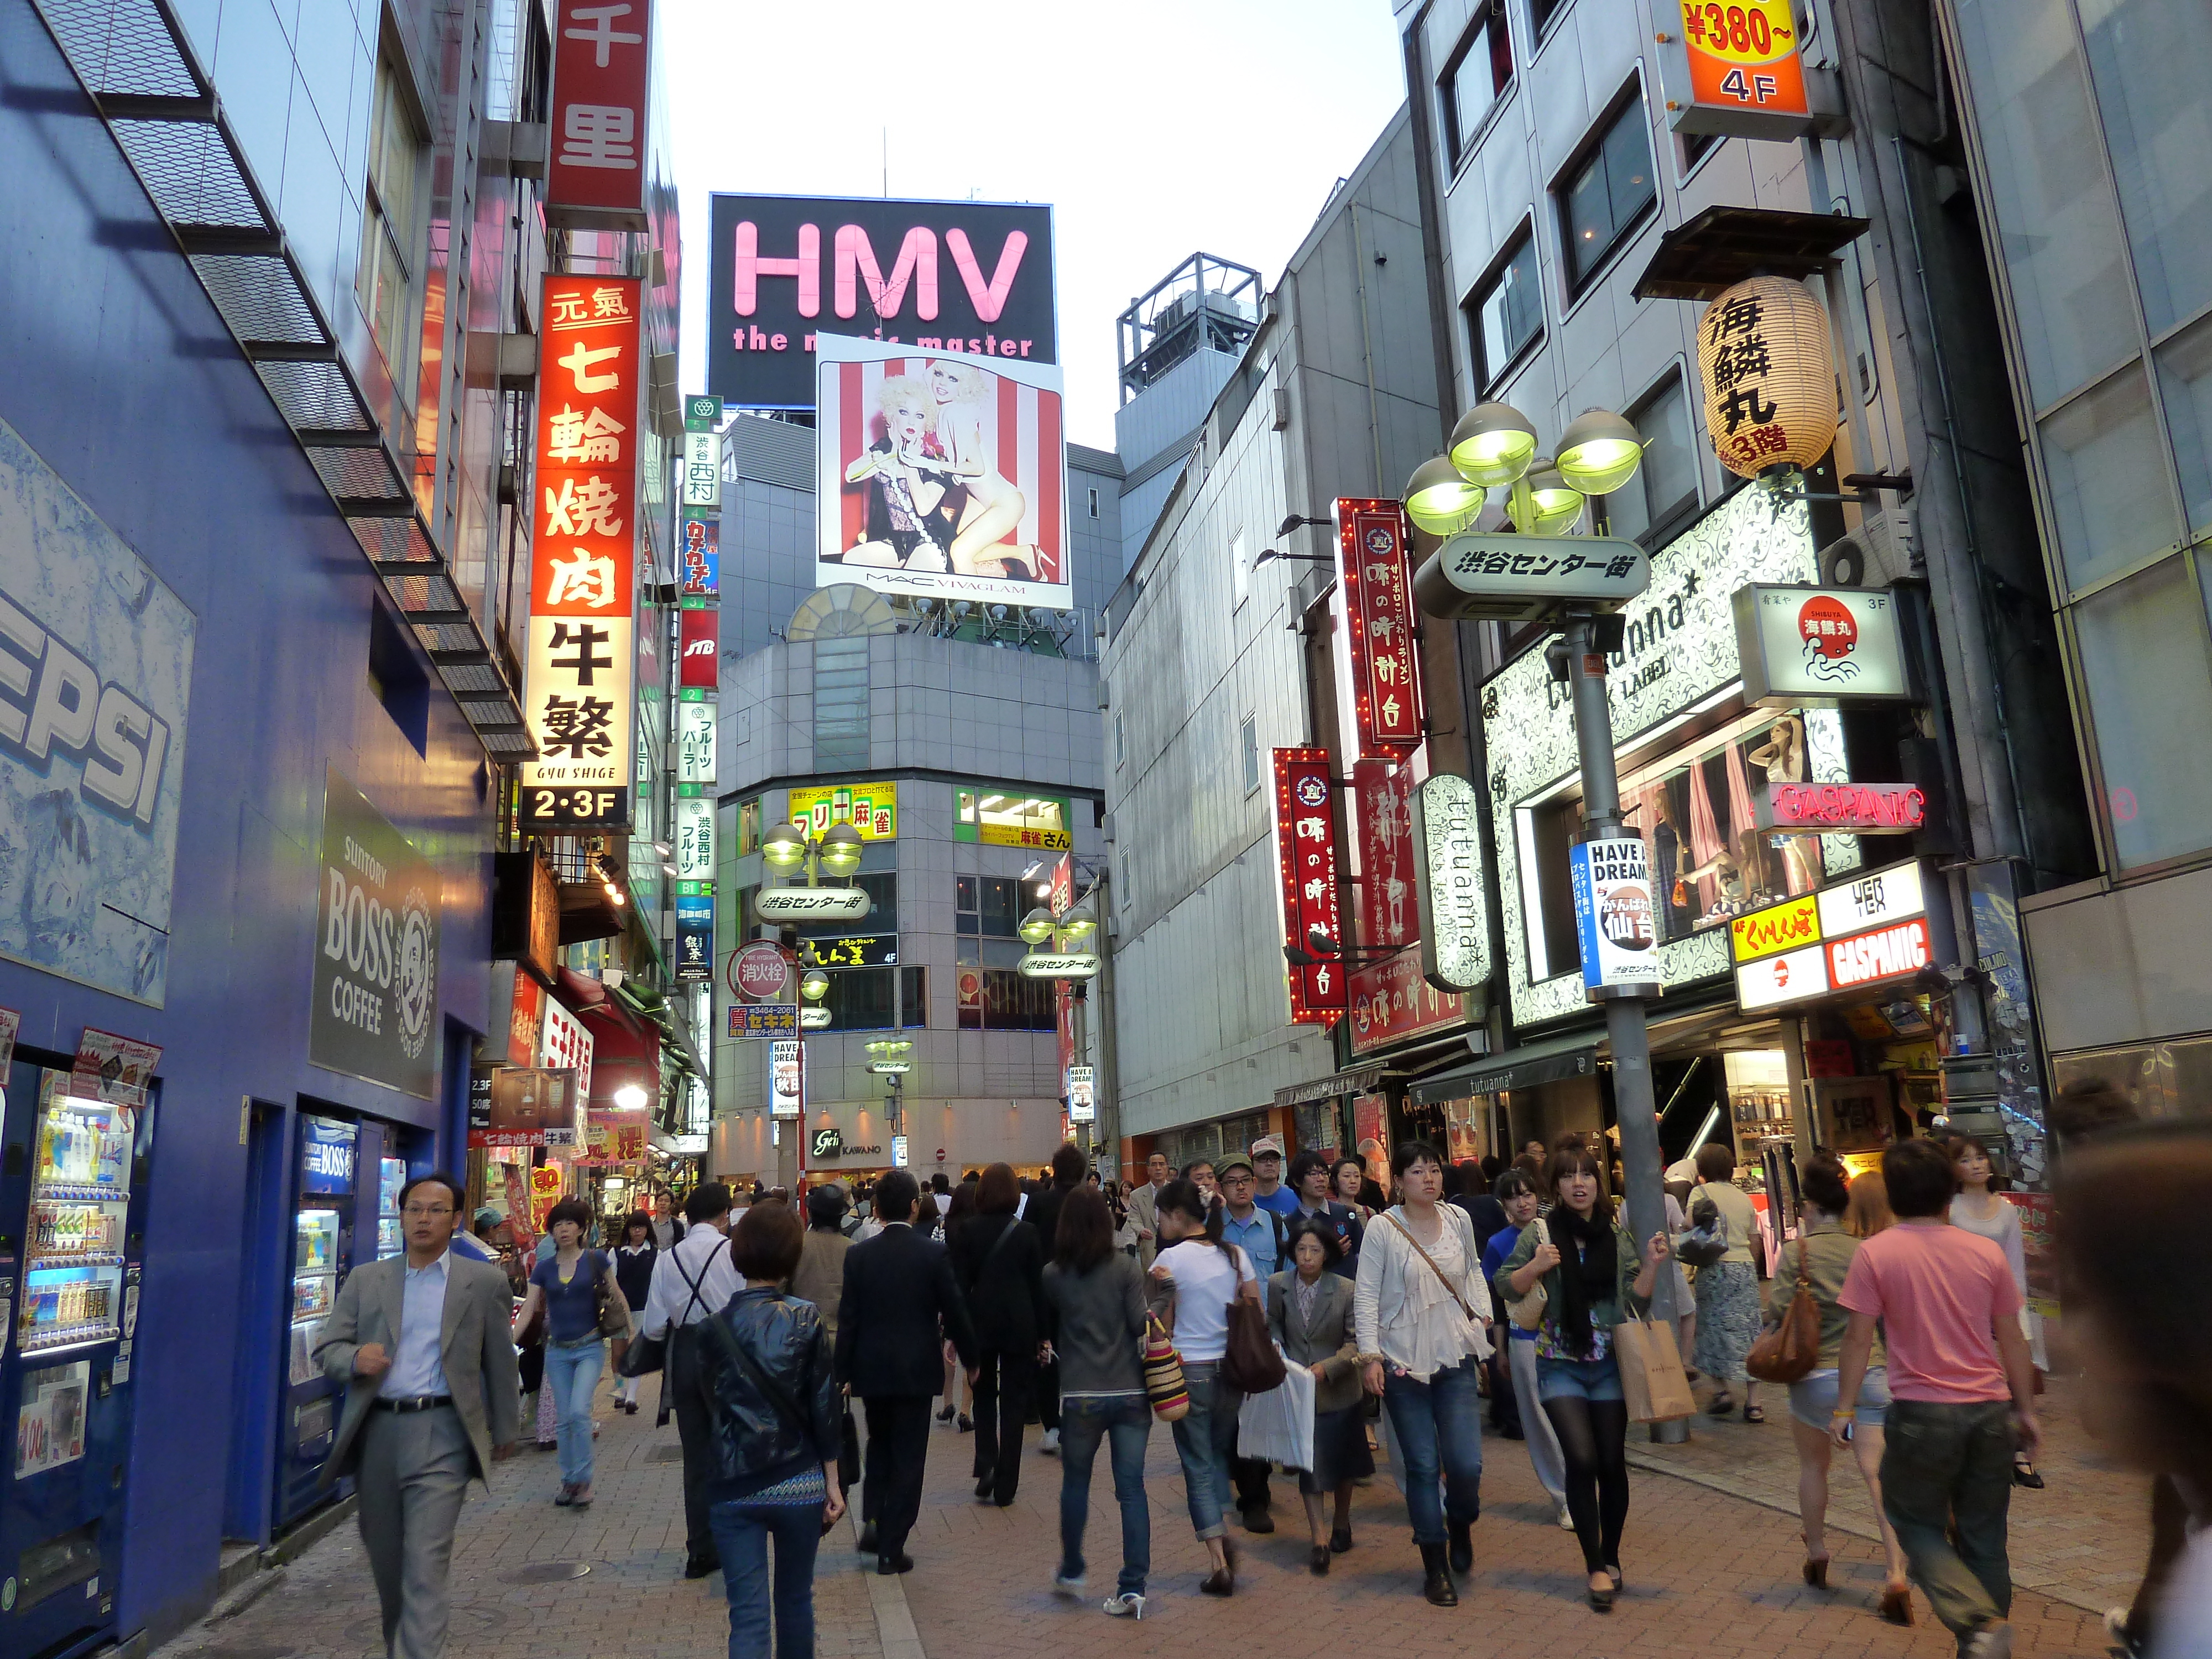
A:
662;1;1411;451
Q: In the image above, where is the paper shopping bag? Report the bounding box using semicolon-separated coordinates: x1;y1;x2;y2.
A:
1614;1317;1695;1423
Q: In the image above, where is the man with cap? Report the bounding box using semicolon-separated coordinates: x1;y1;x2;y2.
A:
1217;1151;1289;1533
1249;1136;1301;1218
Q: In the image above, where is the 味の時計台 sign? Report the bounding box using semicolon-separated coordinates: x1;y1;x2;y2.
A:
310;769;442;1098
1410;773;1490;994
1413;534;1651;623
1734;584;1913;706
1568;832;1661;999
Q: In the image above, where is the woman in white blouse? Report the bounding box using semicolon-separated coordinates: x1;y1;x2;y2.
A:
1354;1140;1495;1608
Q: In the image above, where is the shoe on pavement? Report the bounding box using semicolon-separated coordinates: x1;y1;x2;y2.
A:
1102;1593;1145;1619
2105;1610;2143;1657
1240;1506;1275;1534
1039;1428;1060;1453
554;1483;576;1506
857;1523;878;1554
1328;1526;1353;1554
682;1556;719;1580
1964;1623;2014;1659
569;1484;592;1508
1053;1568;1087;1597
1558;1505;1576;1531
877;1552;915;1575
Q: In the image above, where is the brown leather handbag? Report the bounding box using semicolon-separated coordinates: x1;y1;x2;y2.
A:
1745;1235;1820;1384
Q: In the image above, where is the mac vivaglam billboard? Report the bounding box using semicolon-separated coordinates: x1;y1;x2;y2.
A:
813;334;1068;610
707;195;1057;410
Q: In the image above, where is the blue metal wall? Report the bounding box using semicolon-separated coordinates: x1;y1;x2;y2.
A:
0;0;493;1639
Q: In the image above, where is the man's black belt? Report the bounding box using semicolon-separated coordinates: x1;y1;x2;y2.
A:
373;1394;454;1413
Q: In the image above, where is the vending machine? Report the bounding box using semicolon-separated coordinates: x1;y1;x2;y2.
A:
274;1115;406;1527
0;1060;155;1659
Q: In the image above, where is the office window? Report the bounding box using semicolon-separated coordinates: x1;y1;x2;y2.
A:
1088;487;1101;519
1559;91;1657;294
1231;529;1248;609
899;966;927;1027
1467;228;1542;390
1527;0;1566;37
1677;127;1718;175
1117;844;1133;912
1606;372;1699;543
1241;714;1260;796
359;58;425;406
1439;1;1513;168
954;876;1021;937
1114;711;1125;768
818;967;896;1031
957;967;1057;1032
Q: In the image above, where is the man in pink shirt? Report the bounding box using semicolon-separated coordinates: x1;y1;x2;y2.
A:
1833;1138;2039;1659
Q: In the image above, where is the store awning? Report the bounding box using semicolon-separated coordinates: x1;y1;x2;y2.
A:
1273;1063;1387;1109
1408;1030;1601;1105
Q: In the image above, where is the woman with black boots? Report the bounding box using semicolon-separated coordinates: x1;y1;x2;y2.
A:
1498;1145;1671;1611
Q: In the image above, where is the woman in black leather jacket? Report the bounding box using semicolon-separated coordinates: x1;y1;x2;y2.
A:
693;1199;846;1659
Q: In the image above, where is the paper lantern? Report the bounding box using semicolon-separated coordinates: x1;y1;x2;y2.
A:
1695;276;1837;479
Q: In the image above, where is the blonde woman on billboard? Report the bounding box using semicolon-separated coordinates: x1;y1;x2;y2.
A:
843;377;952;571
924;358;1037;581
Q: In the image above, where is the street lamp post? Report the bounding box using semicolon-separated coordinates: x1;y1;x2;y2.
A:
1405;403;1679;1342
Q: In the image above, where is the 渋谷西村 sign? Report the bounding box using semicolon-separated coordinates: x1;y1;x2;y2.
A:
310;769;442;1098
1734;585;1912;706
1410;773;1489;994
1568;833;1660;998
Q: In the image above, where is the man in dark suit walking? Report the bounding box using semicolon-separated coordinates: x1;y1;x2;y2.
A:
836;1168;977;1574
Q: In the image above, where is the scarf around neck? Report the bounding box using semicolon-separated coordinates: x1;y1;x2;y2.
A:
1545;1202;1619;1358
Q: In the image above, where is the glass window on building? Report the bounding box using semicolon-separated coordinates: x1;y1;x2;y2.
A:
1559;90;1657;294
2040;363;2180;593
359;58;426;408
2152;309;2212;536
2070;556;2212;868
955;876;1022;937
812;637;870;771
1467;226;1542;391
818;967;896;1031
2050;1032;2212;1119
1440;0;1513;169
953;789;1072;851
955;964;1056;1030
1241;713;1260;796
1606;371;1699;544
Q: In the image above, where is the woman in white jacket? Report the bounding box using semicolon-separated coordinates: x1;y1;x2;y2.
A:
1354;1140;1495;1608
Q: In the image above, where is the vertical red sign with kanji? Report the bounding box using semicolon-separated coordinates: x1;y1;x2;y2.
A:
1334;499;1424;759
523;274;641;831
1274;748;1347;1024
547;0;652;227
1346;758;1470;1055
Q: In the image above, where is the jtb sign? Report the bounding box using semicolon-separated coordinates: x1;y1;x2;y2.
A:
709;195;1057;409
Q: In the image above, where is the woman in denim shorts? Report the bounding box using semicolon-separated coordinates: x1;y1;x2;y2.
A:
1496;1146;1670;1612
1776;1156;1913;1624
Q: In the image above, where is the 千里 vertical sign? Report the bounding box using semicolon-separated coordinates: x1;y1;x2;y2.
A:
546;0;653;228
523;275;641;831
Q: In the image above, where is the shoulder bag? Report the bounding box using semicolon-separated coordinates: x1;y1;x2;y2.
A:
1142;1312;1190;1422
1385;1211;1480;1322
1506;1218;1551;1332
619;1237;727;1379
592;1250;632;1339
1675;1187;1731;1269
1220;1246;1288;1394
1745;1234;1820;1384
699;1308;840;1536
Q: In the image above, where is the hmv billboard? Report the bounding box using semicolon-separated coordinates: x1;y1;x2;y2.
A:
707;194;1057;409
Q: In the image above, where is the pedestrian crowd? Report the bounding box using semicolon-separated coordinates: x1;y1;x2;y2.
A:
309;1094;2210;1659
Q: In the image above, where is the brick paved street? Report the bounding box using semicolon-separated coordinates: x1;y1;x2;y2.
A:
155;1368;2133;1659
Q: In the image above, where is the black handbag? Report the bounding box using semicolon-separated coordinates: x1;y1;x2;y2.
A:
620;1237;727;1378
838;1404;861;1491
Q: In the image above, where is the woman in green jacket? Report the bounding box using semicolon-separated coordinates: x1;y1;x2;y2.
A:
1497;1145;1670;1611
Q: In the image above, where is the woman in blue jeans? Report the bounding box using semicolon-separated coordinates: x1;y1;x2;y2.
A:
693;1198;846;1659
1354;1140;1496;1606
512;1199;628;1506
1147;1178;1256;1598
1042;1186;1152;1618
1498;1145;1670;1612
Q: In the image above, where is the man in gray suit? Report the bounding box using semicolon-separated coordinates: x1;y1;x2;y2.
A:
315;1171;519;1659
1124;1150;1170;1269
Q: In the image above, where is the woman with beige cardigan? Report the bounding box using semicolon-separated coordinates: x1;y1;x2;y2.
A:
1267;1217;1374;1574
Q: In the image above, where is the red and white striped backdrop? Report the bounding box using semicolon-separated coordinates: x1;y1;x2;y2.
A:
829;355;1063;582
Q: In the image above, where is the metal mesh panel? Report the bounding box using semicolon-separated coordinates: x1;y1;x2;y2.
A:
414;622;485;654
191;253;323;345
349;515;435;564
256;359;368;430
436;660;510;693
112;121;259;229
37;0;197;97
382;570;464;614
306;445;401;497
